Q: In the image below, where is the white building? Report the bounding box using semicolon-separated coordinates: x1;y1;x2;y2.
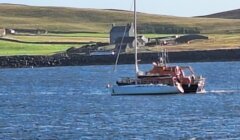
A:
0;28;6;37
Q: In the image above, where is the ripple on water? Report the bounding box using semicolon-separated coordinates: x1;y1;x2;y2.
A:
0;62;240;139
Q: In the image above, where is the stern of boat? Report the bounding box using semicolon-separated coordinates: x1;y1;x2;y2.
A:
196;75;205;93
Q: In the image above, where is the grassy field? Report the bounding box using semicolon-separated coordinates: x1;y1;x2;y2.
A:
0;33;239;56
0;33;109;56
0;40;75;56
9;35;108;43
138;34;240;53
7;33;168;43
202;9;240;19
0;32;110;56
0;4;240;34
47;33;109;38
0;4;239;56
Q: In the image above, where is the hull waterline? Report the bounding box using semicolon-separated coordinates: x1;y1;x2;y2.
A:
112;84;183;96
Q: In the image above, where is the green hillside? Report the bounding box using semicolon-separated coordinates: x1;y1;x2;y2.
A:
0;4;240;34
202;9;240;19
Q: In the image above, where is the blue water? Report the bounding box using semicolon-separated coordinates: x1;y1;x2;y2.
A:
0;62;240;139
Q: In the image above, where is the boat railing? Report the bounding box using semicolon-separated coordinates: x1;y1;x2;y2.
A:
118;77;136;84
118;76;178;86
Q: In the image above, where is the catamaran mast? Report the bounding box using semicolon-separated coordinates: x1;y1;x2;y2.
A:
134;0;139;76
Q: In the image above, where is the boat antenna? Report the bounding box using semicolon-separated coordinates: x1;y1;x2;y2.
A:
134;0;139;76
166;49;170;64
159;49;168;66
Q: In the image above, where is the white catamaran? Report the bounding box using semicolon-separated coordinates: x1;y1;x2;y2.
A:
111;0;184;95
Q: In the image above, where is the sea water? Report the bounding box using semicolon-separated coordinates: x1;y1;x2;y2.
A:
0;61;240;139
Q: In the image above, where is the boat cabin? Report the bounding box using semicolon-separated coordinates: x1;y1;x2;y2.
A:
142;63;196;85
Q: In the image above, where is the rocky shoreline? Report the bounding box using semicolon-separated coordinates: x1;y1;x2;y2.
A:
0;49;239;68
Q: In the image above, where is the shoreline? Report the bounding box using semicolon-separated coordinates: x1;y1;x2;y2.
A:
0;49;239;68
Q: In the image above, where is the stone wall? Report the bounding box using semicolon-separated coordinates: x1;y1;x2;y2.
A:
0;49;239;68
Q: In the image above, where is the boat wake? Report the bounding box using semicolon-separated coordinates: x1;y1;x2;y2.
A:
197;89;207;94
82;90;110;95
207;89;240;94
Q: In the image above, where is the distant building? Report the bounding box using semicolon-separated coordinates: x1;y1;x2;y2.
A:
147;36;178;46
138;35;148;46
0;28;6;37
110;23;134;44
115;37;135;52
6;29;16;34
114;36;148;52
6;29;48;35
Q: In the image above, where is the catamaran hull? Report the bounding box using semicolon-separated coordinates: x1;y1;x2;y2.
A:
182;84;199;93
182;78;205;93
182;84;205;93
112;84;183;95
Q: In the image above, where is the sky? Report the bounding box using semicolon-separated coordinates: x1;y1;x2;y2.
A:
0;0;239;17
